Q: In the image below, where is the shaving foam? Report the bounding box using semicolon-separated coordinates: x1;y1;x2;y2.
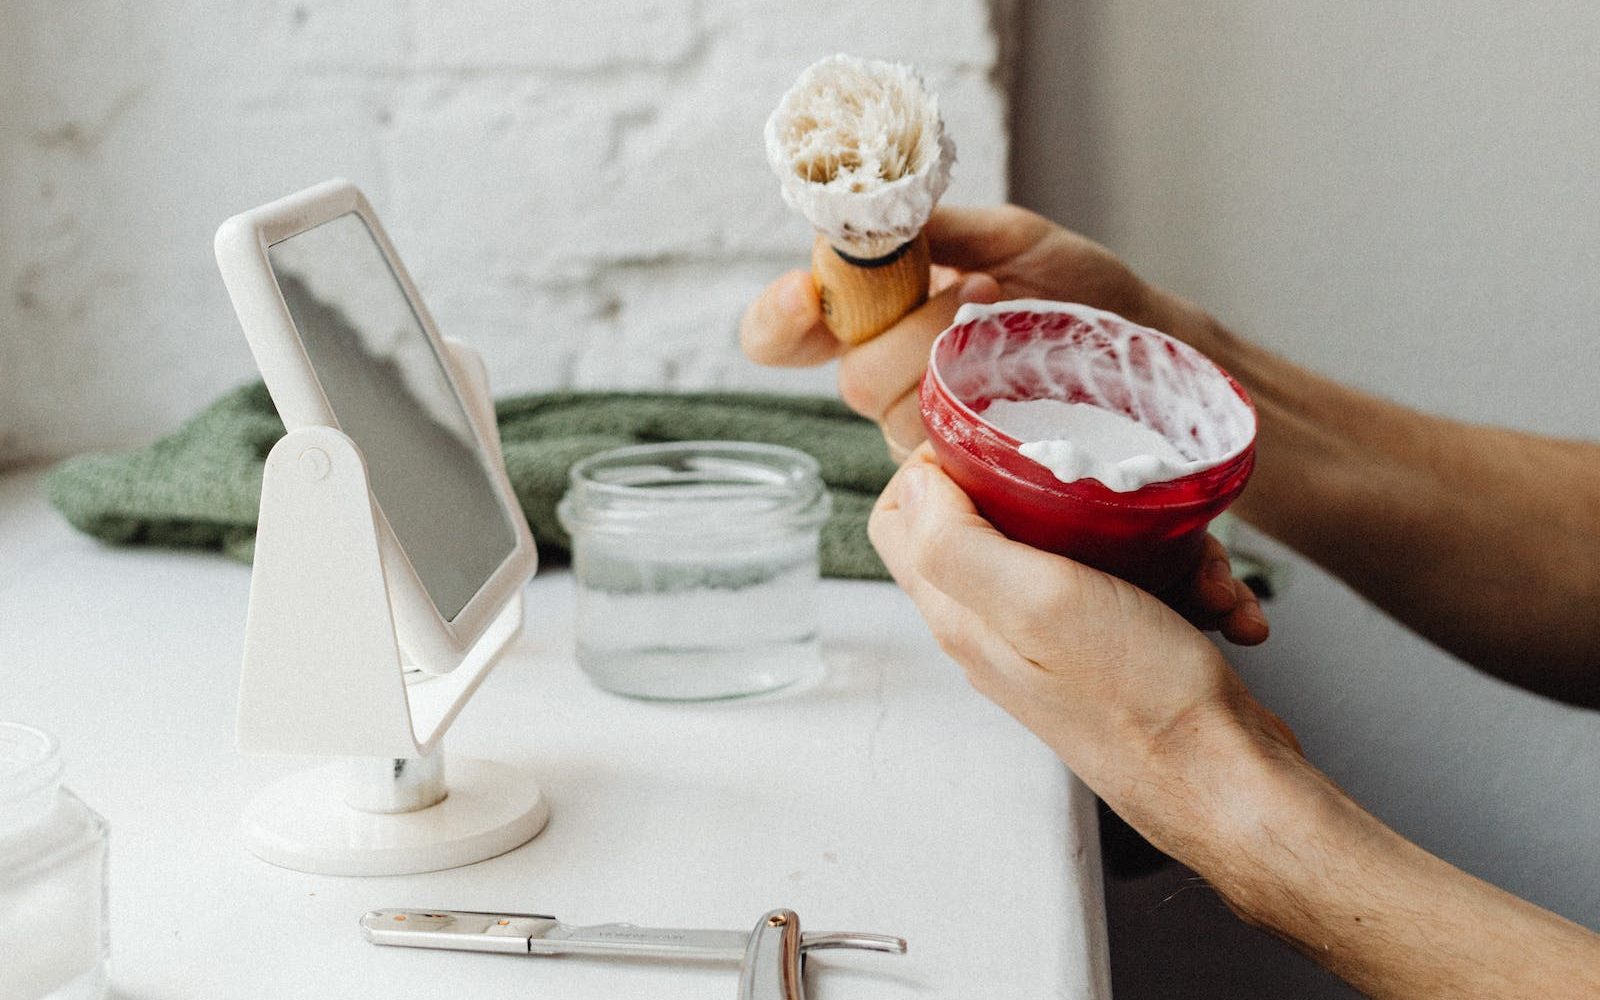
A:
937;301;1256;492
981;399;1193;492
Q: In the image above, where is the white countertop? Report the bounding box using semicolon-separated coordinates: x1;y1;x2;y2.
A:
0;467;1109;999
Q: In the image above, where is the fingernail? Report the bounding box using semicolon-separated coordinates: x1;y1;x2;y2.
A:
956;273;998;305
900;466;928;513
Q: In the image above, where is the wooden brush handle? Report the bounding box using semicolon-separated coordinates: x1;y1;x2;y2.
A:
811;233;930;346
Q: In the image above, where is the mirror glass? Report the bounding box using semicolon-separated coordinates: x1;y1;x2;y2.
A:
268;213;518;622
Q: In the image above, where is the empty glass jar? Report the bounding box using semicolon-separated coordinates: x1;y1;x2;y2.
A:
0;722;109;1000
557;441;832;700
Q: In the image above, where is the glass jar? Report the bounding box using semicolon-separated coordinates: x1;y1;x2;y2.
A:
557;441;832;700
0;723;109;1000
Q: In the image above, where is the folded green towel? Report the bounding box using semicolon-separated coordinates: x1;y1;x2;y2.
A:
46;382;1277;595
46;382;901;580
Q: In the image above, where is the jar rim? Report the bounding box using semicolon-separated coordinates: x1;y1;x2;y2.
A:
559;440;831;536
0;721;63;803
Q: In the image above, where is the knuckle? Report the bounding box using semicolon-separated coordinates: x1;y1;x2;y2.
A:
993;203;1041;230
1047;565;1086;602
1007;573;1079;640
867;493;889;529
866;501;894;552
961;663;1007;704
910;529;955;586
928;619;976;663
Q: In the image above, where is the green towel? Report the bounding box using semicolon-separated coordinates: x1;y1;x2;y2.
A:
46;382;901;580
45;382;1278;595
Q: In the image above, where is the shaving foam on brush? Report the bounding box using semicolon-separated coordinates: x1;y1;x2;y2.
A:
766;54;956;345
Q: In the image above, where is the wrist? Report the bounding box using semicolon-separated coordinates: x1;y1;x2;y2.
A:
1101;685;1337;889
1149;705;1378;930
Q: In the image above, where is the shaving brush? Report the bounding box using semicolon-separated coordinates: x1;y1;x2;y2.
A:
766;54;956;346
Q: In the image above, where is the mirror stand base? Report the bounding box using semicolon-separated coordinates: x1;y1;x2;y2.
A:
243;757;549;876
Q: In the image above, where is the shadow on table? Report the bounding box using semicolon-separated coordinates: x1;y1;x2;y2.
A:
1103;857;1363;1000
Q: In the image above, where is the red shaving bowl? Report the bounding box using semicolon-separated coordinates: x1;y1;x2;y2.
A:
919;302;1257;594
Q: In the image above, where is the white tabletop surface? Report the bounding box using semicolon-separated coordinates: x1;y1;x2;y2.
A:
0;466;1110;1000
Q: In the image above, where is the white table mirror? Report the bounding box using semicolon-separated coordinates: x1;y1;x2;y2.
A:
213;179;548;876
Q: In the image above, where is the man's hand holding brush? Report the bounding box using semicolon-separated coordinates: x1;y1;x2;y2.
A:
741;205;1232;457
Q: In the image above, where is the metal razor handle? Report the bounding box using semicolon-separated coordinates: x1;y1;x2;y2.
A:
739;909;907;1000
361;907;906;1000
741;910;803;1000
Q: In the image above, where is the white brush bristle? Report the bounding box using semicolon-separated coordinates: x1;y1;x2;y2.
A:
766;54;956;259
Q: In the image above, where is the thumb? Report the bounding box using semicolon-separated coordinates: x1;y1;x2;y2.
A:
838;270;999;425
898;456;1083;621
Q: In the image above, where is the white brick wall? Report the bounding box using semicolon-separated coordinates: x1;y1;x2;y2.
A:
0;0;1011;465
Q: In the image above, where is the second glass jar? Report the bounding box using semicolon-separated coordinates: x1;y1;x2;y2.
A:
557;441;832;700
0;722;109;1000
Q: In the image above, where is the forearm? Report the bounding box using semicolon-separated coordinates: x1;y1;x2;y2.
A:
874;435;1600;994
1157;294;1600;703
1120;704;1600;999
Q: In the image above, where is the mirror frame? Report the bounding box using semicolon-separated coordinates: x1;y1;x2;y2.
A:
214;178;537;674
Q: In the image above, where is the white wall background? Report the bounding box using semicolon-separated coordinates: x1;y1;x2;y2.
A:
1017;0;1600;438
1012;3;1600;997
0;0;1011;467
